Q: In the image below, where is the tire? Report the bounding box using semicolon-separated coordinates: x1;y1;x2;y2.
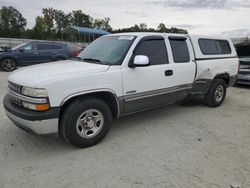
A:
0;58;17;72
60;97;112;148
205;78;227;107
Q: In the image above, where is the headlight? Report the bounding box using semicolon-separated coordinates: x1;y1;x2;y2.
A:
22;87;48;98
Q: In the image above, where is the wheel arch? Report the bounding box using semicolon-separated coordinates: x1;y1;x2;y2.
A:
0;56;18;63
60;90;120;120
54;55;67;61
214;73;230;86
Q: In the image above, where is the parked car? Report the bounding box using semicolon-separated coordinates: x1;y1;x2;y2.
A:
237;57;250;84
3;33;238;148
0;41;73;72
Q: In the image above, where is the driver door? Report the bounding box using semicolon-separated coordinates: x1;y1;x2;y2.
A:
18;43;38;65
121;36;195;114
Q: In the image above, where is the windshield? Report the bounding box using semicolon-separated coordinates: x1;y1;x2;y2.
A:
12;43;27;50
77;35;135;65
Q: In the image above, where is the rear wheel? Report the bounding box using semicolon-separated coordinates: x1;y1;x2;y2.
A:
60;98;112;148
205;78;227;107
1;58;17;72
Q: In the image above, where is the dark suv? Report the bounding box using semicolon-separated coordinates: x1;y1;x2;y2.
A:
0;41;73;71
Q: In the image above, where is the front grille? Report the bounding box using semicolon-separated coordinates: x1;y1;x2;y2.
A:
8;82;22;94
8;94;23;106
8;82;23;106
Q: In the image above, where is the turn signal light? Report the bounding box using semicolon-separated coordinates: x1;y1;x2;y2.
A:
35;104;50;111
22;102;50;111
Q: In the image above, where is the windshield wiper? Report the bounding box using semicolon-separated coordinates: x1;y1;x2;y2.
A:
72;57;106;65
83;58;102;64
71;56;84;61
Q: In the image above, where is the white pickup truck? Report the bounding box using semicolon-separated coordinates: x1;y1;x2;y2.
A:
3;33;238;147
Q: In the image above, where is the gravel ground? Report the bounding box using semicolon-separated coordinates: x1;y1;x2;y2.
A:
0;72;250;188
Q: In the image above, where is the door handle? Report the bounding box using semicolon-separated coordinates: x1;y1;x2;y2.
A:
165;70;173;76
33;52;39;55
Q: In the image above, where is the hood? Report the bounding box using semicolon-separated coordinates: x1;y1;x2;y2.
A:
8;60;110;87
0;50;9;54
0;47;12;53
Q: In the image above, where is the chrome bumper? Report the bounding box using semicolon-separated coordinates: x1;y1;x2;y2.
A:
238;74;250;85
6;110;58;135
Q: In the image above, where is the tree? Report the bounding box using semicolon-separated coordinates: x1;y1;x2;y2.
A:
32;16;45;39
53;10;72;39
54;10;72;32
0;6;189;40
71;10;93;28
0;6;27;37
139;23;147;31
42;8;55;32
93;17;112;31
169;27;188;34
157;23;169;32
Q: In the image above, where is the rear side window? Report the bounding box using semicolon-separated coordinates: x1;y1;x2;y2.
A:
49;44;63;50
135;39;168;65
37;44;63;50
169;39;190;63
199;39;231;55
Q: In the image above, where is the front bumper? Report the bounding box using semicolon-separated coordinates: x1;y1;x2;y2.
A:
3;95;60;135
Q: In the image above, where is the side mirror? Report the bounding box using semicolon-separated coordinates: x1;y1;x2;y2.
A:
19;48;25;52
130;55;149;68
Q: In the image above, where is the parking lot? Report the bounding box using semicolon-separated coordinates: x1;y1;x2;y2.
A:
0;72;250;188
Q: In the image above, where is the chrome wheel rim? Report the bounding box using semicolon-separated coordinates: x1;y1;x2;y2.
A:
2;59;15;71
214;85;224;103
76;109;104;139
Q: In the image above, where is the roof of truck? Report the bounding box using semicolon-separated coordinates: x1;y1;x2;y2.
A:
106;32;231;40
108;32;186;37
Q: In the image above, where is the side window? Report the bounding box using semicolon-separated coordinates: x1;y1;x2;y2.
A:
199;39;231;55
134;39;168;65
169;39;190;63
37;44;62;50
22;44;33;51
49;44;63;50
219;40;231;54
37;44;49;51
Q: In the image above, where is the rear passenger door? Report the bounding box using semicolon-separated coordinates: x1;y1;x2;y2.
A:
36;43;56;63
122;36;195;114
167;36;196;87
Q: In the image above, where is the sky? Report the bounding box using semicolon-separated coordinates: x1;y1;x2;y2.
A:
1;0;250;37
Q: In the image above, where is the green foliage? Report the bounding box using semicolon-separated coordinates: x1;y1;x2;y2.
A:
93;17;112;32
71;10;92;28
113;23;188;34
32;16;45;39
0;6;27;37
0;6;188;40
54;10;71;32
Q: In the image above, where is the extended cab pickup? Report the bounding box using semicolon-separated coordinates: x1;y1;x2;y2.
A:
3;33;238;147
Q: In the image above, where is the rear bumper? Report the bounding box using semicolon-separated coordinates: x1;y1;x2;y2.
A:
3;94;60;135
229;75;238;87
238;74;250;85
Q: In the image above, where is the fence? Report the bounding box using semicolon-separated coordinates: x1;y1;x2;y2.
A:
0;37;89;49
0;37;248;49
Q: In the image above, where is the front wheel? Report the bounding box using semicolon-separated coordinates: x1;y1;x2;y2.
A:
60;98;112;148
1;58;17;72
205;78;227;107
